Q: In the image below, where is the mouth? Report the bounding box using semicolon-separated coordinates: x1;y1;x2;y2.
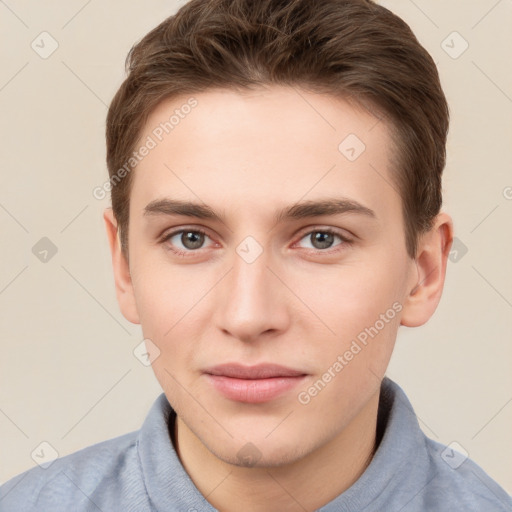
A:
203;363;308;403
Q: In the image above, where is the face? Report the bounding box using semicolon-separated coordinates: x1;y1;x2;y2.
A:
116;86;420;467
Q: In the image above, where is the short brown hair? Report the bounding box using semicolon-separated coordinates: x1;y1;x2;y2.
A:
106;0;449;260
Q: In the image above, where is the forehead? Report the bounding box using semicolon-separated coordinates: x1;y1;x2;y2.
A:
130;86;400;223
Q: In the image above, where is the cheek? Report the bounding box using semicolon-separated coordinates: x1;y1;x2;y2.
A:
131;251;209;331
288;257;403;397
294;295;399;429
291;256;403;335
129;264;205;383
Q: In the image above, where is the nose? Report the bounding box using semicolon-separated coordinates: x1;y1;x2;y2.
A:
213;247;290;343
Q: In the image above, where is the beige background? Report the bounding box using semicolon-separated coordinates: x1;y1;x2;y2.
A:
1;0;511;494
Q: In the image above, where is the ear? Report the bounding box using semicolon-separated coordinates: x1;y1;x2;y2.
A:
400;212;454;327
103;208;140;324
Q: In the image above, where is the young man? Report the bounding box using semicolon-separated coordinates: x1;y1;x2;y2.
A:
2;0;511;510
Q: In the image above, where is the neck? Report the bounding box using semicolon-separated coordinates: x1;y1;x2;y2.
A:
172;390;381;512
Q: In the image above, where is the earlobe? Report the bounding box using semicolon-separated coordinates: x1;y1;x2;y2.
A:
103;208;141;325
400;212;454;327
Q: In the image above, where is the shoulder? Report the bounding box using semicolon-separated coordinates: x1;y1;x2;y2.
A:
422;436;512;511
0;429;148;512
377;378;512;511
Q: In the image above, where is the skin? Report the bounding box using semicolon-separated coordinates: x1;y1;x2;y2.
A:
104;85;453;512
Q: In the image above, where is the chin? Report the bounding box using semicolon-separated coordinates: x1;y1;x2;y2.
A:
205;431;314;469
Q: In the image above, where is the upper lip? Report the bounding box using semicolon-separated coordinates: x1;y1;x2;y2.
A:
204;363;307;379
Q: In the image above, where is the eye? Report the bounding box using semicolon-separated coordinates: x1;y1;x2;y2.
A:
160;226;353;258
160;228;215;256
295;228;352;252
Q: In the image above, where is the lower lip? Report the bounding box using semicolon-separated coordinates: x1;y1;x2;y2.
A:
205;374;307;403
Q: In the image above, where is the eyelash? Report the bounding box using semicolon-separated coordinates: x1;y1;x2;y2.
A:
159;227;353;258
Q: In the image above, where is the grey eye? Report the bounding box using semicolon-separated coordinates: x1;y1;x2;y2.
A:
166;230;209;251
298;230;343;250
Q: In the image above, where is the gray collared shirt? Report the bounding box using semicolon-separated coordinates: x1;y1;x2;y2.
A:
1;377;511;511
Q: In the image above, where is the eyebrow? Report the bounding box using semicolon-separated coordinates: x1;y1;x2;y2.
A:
143;197;376;224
